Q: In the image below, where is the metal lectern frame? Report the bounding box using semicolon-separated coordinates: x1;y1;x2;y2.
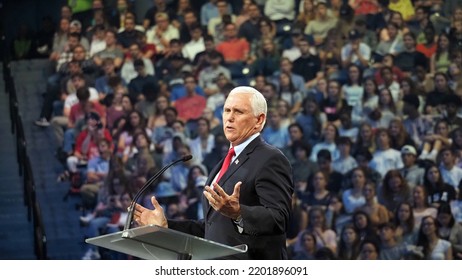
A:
86;224;248;260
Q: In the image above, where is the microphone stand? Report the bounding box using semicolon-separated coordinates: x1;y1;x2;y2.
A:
122;155;193;234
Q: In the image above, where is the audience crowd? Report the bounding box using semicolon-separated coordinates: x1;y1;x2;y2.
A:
13;0;462;260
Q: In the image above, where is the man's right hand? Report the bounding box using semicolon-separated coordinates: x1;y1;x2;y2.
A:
133;196;168;228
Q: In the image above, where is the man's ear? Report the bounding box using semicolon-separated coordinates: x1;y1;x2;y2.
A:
256;113;265;127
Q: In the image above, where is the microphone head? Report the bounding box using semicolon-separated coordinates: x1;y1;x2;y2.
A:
182;155;193;162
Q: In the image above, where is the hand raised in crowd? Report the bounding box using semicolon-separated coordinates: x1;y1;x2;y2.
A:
203;181;242;220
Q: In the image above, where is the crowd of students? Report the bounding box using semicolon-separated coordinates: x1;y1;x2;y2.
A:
13;0;462;260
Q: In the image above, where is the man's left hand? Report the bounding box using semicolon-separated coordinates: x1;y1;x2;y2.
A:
204;181;242;220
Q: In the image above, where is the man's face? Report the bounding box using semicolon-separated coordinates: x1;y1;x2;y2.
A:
280;60;292;73
248;4;260;18
124;18;135;31
68;36;80;50
298;40;310;55
105;32;116;45
184;12;197;26
72;77;85;89
403;35;415;50
222;92;263;146
73;46;86;61
224;24;237;40
401;153;416;167
129;44;140;58
184;77;196;92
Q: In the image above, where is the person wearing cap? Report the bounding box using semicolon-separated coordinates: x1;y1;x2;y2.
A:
399;145;424;189
341;28;371;69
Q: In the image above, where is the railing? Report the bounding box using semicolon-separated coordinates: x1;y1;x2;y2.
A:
3;43;48;259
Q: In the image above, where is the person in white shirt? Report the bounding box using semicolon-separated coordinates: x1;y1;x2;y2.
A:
369;128;404;178
439;148;462;194
182;23;205;62
146;12;179;55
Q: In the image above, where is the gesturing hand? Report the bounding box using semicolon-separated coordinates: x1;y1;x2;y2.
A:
133;196;168;228
204;181;242;220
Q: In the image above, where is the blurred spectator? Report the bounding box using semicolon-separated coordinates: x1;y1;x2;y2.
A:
423;163;456;208
128;59;159;103
92;29;124;69
189;117;215;164
358;181;390;227
208;0;236;43
292;36;322;84
262;108;290;149
174;74;207;123
305;1;338;47
377;222;408;260
306;206;337;254
49;17;71;62
412;185;437;229
146;12;179;57
416;216;453;259
337;223;361;260
290;230;317;260
121;43;155;84
394;202;419;245
436;203;462;259
369;128;403;178
117;16;144;53
388;118;415;151
358;239;380;260
238;2;262;44
332;136;357;175
198;50;230;97
116;110;152;163
419;120;451;162
396;32;429;74
143;0;175;30
182;23;205;62
399;145;424;189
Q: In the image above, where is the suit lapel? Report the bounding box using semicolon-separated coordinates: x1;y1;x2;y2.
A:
204;136;262;219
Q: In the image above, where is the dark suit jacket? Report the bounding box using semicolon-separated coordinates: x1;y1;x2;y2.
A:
169;136;294;259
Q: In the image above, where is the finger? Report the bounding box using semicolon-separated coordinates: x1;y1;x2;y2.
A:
151;196;162;210
203;190;213;201
213;182;227;197
205;184;219;198
232;181;242;198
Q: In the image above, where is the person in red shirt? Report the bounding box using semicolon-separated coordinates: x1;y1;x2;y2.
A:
174;74;206;123
68;87;107;130
66;112;113;174
216;22;250;64
416;25;437;59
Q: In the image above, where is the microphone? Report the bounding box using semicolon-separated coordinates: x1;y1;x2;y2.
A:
123;155;193;233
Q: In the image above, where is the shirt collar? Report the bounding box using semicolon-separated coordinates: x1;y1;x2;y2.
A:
231;133;260;159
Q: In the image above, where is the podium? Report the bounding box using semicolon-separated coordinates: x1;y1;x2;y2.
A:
86;225;248;260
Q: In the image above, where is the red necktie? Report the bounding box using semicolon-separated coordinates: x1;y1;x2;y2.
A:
216;147;235;183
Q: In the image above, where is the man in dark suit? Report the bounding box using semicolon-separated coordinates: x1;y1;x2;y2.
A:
134;86;294;259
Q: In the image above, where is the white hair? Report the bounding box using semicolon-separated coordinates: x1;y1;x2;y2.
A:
228;86;268;117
